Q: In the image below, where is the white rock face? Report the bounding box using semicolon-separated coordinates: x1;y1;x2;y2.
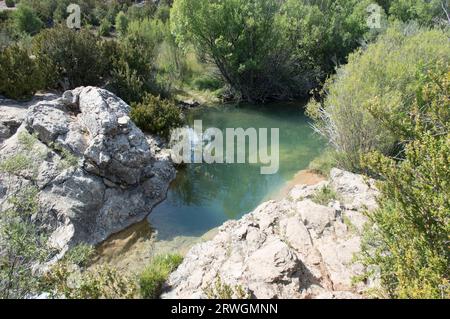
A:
0;87;176;253
163;169;379;299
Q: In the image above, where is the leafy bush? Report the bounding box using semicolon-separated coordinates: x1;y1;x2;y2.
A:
130;94;183;138
0;44;43;99
308;150;336;177
359;67;450;299
0;153;34;174
307;24;450;172
139;254;183;299
63;244;94;268
192;75;224;91
109;60;146;105
11;4;43;35
32;26;108;89
126;2;158;21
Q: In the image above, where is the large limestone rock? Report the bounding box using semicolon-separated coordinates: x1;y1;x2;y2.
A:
0;87;176;254
0;93;58;146
163;169;378;299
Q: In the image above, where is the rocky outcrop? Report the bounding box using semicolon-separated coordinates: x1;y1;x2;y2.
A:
0;93;58;146
163;169;379;299
0;87;175;255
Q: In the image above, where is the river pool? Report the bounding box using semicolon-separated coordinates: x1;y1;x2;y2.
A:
94;102;325;271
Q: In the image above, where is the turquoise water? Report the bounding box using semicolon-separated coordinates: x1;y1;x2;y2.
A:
148;102;325;240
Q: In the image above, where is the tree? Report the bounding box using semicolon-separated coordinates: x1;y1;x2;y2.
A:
386;0;449;26
32;26;109;89
11;4;43;35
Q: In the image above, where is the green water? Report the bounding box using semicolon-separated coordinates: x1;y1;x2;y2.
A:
148;102;325;240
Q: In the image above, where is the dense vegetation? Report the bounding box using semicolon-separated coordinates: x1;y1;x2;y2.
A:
308;24;449;298
0;0;449;299
139;254;183;299
171;0;376;102
307;24;450;172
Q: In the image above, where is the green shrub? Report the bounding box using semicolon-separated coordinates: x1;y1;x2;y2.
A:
45;263;137;299
358;67;450;299
311;185;339;206
130;94;183;138
32;26;108;89
0;186;51;299
109;18;165;103
307;24;450;172
115;11;128;36
192;75;224;91
109;60;146;105
11;4;43;35
171;0;373;102
98;18;111;37
0;153;34;174
204;277;250;299
139;254;183;299
63;244;95;268
0;44;43;100
5;0;15;8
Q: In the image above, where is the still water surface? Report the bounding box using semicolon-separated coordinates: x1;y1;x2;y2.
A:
148;103;325;240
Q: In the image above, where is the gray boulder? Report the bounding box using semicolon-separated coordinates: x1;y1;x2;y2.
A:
0;87;176;254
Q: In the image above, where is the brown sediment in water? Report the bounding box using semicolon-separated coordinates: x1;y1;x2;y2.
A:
91;218;218;274
272;169;326;200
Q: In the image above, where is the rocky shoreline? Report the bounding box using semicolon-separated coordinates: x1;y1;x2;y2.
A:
0;87;176;257
163;169;379;299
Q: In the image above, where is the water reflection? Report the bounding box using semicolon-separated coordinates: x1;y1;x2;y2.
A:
148;103;325;240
